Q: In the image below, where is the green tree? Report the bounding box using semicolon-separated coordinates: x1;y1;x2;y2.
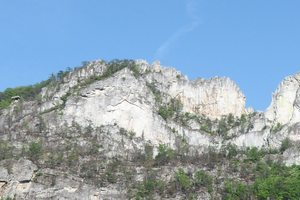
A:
174;168;191;192
131;65;140;77
0;100;10;110
29;141;42;160
226;143;238;159
245;147;263;162
3;88;17;98
227;113;234;125
195;171;213;193
218;118;228;137
240;114;247;124
205;118;212;132
280;137;292;152
155;144;174;165
158;106;168;120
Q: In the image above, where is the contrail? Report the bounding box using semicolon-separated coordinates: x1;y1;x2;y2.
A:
155;0;201;59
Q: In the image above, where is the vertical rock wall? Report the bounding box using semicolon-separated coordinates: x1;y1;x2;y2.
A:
265;72;300;125
139;60;246;119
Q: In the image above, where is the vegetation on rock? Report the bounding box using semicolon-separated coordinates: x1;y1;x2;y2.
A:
0;59;299;199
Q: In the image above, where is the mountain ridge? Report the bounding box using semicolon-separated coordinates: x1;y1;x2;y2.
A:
0;59;300;199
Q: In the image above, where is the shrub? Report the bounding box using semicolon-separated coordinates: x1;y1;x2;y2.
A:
174;168;191;192
22;120;29;128
0;141;13;160
227;113;234;125
0;100;10;110
155;144;174;165
158;106;168;120
245;147;267;163
217;118;228;137
67;151;79;167
60;91;71;107
226;143;238;159
272;123;283;133
195;171;213;193
200;125;207;132
240;114;247;124
280;137;292;152
29;141;42;160
247;122;254;132
129;130;136;139
224;181;248;199
130;65;140;77
145;180;155;192
144;144;153;159
205;118;212;132
146;82;163;103
106;171;117;183
136;186;146;199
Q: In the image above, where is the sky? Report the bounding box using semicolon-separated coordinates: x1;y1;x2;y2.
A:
1;0;300;111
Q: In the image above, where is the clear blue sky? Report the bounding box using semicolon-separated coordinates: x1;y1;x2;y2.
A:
1;0;300;111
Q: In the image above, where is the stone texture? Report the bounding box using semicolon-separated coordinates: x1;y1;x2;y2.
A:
61;66;223;151
2;59;300;199
230;130;269;148
39;60;107;113
283;146;300;166
11;158;38;182
0;167;8;182
141;60;246;119
0;165;127;200
265;72;300;125
41;60;246;128
0;159;37;183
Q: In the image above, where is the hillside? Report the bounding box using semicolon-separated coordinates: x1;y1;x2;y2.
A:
0;59;300;199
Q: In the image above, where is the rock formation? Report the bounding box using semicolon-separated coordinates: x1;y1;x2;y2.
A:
139;60;246;119
265;72;300;125
0;59;300;199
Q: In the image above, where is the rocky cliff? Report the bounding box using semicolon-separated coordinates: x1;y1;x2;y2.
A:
0;59;300;199
265;72;300;125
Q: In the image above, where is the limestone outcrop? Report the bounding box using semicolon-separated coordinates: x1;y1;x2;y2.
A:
139;60;246;119
0;159;37;183
283;146;300;166
35;59;244;151
41;59;246;122
62;66;222;150
1;59;300;199
265;72;300;125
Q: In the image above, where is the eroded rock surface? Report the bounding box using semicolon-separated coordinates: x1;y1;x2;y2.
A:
0;159;37;183
265;72;300;125
1;59;300;199
283;146;300;166
140;60;246;119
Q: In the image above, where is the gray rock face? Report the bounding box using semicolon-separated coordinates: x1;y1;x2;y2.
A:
231;130;269;148
0;165;127;200
11;159;38;182
0;159;37;183
58;60;242;150
39;60;107;113
42;60;246;126
0;167;8;182
0;159;38;199
2;59;300;199
283;146;300;166
140;60;246;119
265;72;300;125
